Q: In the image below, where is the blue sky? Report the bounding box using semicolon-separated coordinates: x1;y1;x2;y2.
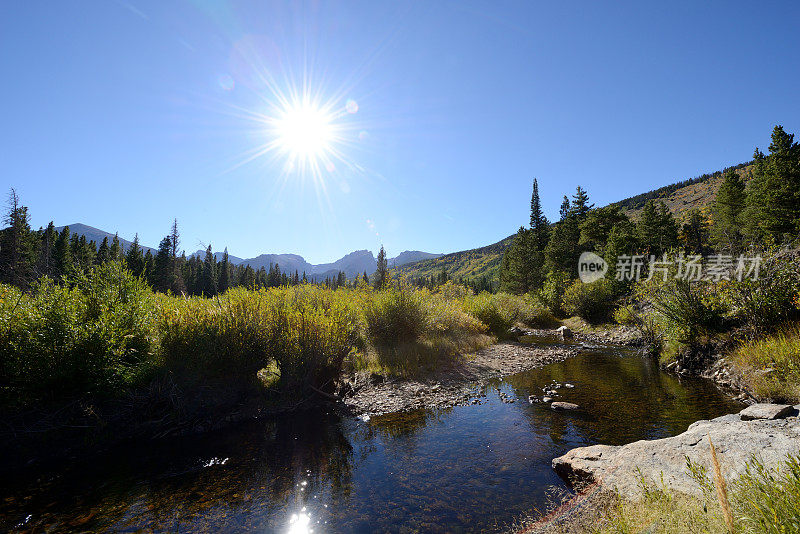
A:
1;1;798;263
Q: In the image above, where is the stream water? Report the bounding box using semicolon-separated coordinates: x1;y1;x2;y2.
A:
1;346;743;533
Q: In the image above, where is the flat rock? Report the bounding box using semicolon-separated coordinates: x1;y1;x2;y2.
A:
551;401;579;411
552;407;800;498
740;403;794;420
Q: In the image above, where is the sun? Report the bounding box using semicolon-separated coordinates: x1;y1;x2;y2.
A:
275;103;334;160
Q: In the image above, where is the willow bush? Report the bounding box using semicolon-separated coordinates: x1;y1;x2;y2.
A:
0;262;158;406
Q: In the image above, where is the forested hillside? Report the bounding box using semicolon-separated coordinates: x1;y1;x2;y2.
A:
401;158;760;289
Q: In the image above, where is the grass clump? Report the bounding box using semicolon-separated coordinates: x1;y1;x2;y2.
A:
161;285;360;394
728;324;800;402
362;283;490;375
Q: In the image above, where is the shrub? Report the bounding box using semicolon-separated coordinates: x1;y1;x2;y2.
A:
539;270;572;317
0;262;158;405
365;285;429;345
720;248;800;336
561;278;617;323
268;286;360;393
159;287;275;383
613;303;638;325
462;292;514;337
636;278;728;345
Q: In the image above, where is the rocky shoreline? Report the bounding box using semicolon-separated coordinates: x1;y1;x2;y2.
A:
340;324;644;416
552;403;800;498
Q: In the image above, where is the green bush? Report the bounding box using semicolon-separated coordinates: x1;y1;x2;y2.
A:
0;262;158;405
720;248;800;336
539;270;572;317
462;292;514;337
365;285;429;345
637;278;728;345
613;303;638;325
159;287;274;383
561;278;617;323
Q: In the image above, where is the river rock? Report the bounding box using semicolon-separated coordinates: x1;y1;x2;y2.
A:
739;403;795;420
552;404;800;497
551;401;579;411
556;326;573;340
542;396;553;403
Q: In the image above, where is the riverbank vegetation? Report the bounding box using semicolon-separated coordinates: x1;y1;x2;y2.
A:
495;125;800;401
514;451;800;533
0;261;552;412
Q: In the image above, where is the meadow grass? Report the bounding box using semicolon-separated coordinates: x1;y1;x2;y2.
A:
0;266;548;406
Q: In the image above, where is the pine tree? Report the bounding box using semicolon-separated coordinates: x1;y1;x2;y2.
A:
96;237;110;265
569;186;594;219
544;216;581;276
0;188;36;287
679;209;709;254
374;246;389;289
218;248;230;293
579;206;627;254
499;227;532;293
711;169;746;250
143;249;154;283
54;226;73;280
637;200;678;256
529;178;550;250
170;219;180;259
153;237;173;292
744;125;800;242
37;222;57;278
559;196;571;220
201;245;217;296
603;220;639;278
126;234;145;276
109;234;122;261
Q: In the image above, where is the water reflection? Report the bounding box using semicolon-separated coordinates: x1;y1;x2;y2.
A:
1;350;743;533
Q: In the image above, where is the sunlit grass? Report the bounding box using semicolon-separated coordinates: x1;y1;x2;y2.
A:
729;323;800;403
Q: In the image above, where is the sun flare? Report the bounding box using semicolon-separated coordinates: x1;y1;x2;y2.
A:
275;103;334;160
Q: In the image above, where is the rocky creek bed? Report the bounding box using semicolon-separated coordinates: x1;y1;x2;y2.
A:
340;325;641;416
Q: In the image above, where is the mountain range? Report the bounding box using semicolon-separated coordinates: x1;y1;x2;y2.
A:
55;160;749;285
55;223;441;280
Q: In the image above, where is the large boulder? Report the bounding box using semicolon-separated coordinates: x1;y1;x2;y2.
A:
552;404;800;497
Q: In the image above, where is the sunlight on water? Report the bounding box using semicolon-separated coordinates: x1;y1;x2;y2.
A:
287;511;312;534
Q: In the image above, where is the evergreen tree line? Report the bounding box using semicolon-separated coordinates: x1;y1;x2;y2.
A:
500;125;800;294
0;202;395;294
408;266;495;293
